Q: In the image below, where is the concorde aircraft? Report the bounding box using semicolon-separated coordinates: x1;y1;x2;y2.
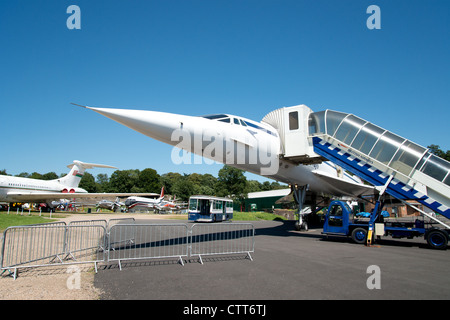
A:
79;104;376;229
0;160;159;209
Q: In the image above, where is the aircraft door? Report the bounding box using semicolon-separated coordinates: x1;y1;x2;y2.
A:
282;105;315;159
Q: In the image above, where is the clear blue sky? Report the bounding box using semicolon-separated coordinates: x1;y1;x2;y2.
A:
1;0;449;181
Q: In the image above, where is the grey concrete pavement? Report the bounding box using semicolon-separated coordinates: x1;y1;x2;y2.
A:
94;219;450;300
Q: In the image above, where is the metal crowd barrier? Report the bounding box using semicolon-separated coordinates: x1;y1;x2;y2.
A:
0;219;255;278
107;218;135;229
1;225;106;279
68;219;107;228
190;223;255;264
108;223;189;270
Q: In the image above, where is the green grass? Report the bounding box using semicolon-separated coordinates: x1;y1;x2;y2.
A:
232;211;286;221
0;213;58;232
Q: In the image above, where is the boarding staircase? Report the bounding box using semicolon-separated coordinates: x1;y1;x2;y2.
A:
263;106;450;228
310;110;450;224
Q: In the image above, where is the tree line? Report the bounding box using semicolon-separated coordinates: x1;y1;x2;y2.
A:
1;165;286;202
89;165;287;202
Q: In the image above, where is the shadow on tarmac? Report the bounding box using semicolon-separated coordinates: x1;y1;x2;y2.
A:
254;219;435;250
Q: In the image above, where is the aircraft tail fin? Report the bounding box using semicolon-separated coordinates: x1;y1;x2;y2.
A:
159;186;165;200
57;160;117;189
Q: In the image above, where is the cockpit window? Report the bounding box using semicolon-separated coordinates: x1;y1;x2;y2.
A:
201;114;278;137
202;114;228;120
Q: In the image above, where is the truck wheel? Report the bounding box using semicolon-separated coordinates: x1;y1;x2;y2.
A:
426;230;448;250
351;227;368;244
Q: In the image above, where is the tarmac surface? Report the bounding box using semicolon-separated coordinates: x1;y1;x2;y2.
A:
93;218;450;302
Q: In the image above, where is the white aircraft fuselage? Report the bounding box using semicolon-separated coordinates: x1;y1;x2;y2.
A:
83;105;372;198
125;187;165;209
0;160;116;205
124;195;162;209
0;176;87;203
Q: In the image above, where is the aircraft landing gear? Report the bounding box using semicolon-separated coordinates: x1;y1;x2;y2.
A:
295;219;308;231
292;184;309;232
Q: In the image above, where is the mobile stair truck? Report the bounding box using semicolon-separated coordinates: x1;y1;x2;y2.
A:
322;199;447;249
262;105;450;249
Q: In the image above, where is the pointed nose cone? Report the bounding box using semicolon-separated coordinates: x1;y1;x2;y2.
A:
86;106;188;146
